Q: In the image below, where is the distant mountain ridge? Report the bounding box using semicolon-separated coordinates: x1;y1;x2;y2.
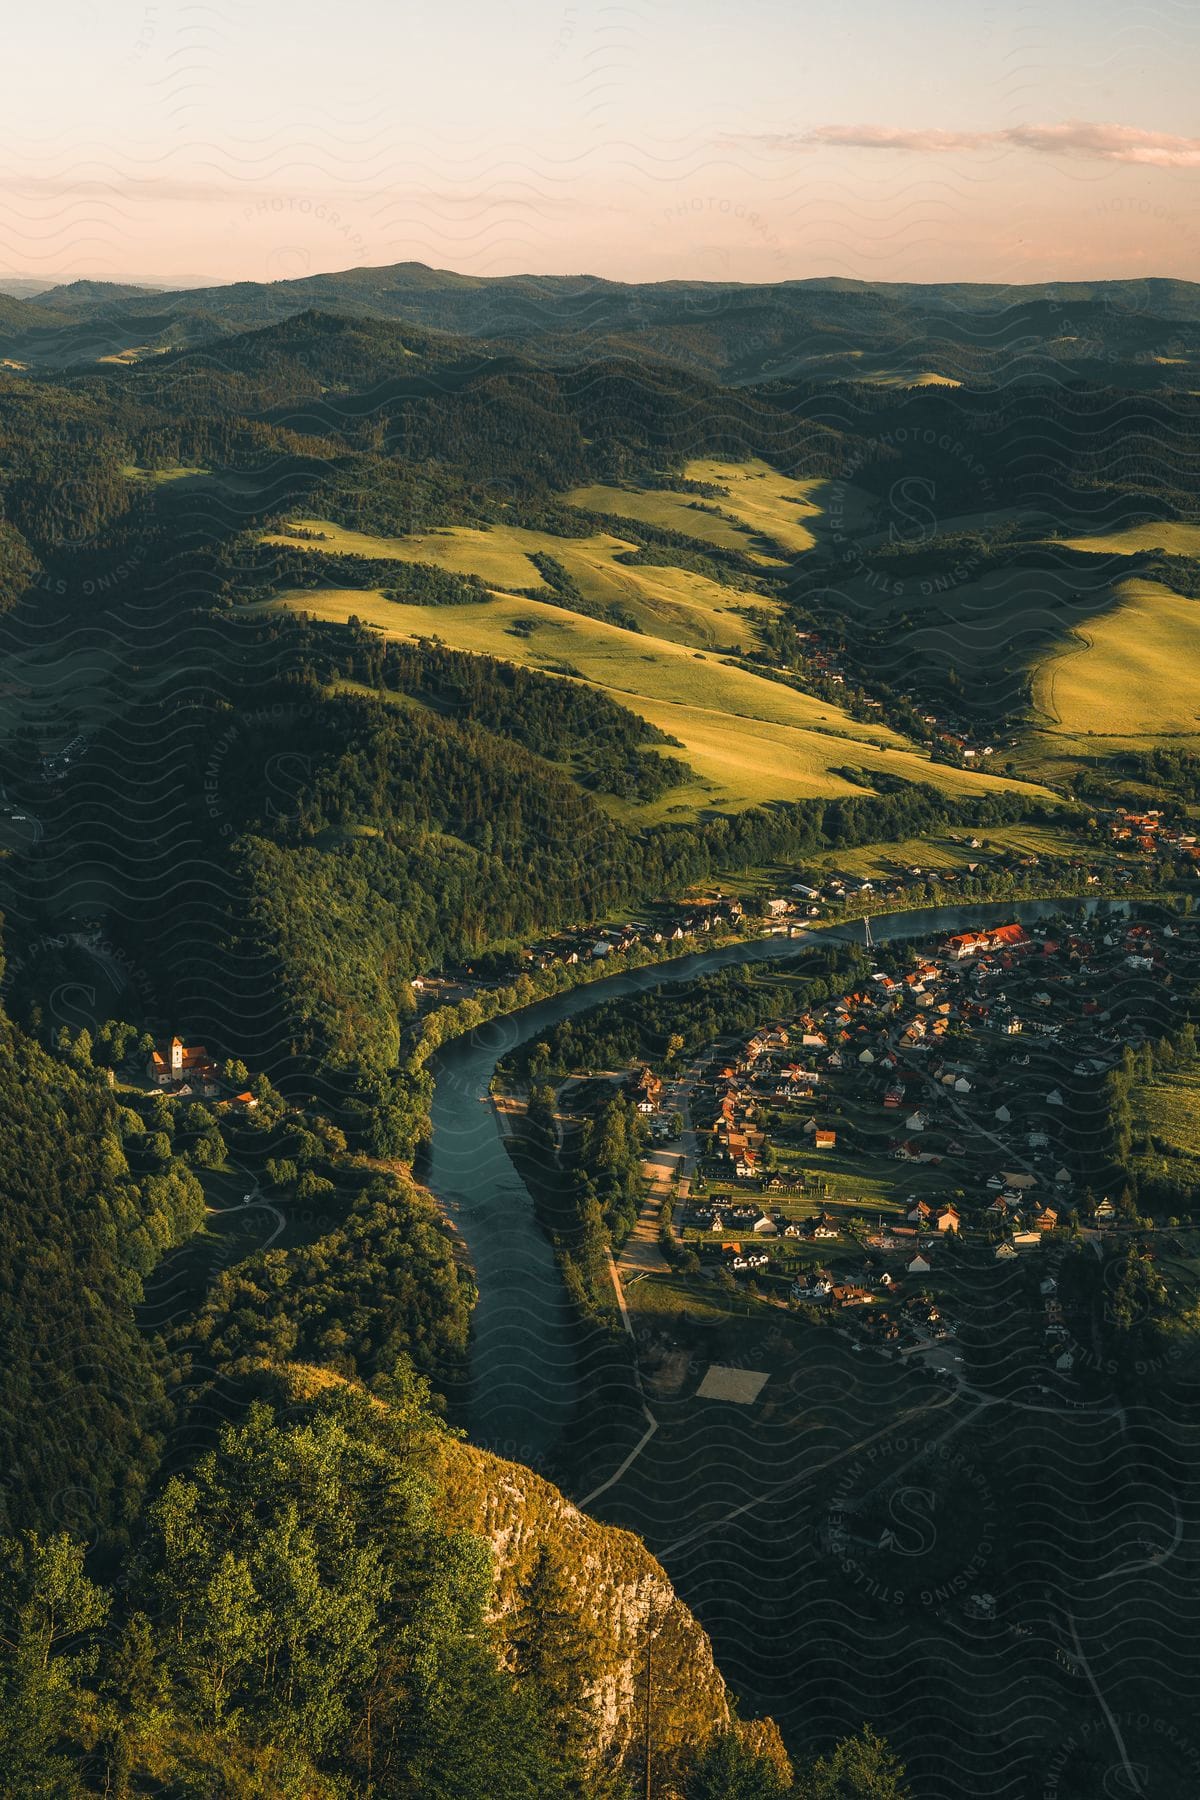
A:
35;278;166;308
4;258;1199;386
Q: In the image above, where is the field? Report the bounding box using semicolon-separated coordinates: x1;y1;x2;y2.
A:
569;459;879;562
704;821;1094;903
96;344;171;366
799;821;1091;876
836;555;1117;718
1058;521;1200;559
263;517;769;651
1134;1069;1200;1187
1138;1075;1200;1156
797;350;966;388
868;369;961;388
264;577;1052;817
1031;578;1200;744
565;482;771;555
120;463;211;484
685;820;1094;896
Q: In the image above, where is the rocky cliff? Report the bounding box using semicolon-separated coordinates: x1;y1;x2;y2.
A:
432;1432;790;1790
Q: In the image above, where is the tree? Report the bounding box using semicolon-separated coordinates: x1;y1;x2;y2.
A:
296;1169;335;1203
96;1019;137;1068
190;1130;225;1168
508;1546;596;1786
142;1130;172;1167
0;1531;110;1791
795;1725;911;1799
686;1731;789;1798
147;1092;174;1134
186;1549;264;1729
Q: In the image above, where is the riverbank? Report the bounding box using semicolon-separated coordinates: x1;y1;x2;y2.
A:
423;892;1157;1466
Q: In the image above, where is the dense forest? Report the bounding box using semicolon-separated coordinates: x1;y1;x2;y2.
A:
0;980;908;1797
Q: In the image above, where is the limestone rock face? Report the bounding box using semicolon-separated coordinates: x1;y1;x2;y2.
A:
432;1433;791;1788
276;1362;789;1790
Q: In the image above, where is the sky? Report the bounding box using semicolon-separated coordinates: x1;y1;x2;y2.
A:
2;0;1198;289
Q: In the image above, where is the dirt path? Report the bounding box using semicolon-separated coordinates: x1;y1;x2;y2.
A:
617;1147;676;1276
617;1065;699;1278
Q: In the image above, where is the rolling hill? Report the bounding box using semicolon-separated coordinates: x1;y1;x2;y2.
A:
5;259;1200;388
260;468;1055;817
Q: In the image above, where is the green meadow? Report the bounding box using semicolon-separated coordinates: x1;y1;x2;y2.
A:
1031;577;1200;746
264;573;1050;817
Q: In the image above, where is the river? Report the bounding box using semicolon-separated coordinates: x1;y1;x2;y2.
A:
425;897;1128;1464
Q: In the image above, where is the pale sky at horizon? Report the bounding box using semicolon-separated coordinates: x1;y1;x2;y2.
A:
2;0;1198;289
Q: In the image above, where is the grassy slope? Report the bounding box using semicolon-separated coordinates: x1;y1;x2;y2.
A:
263;518;770;652
120;463;210;483
268;577;1049;815
1032;578;1200;743
263;461;1060;816
565;482;771;555
1135;1069;1200;1168
1058;522;1200;558
569;458;877;561
834;558;1117;711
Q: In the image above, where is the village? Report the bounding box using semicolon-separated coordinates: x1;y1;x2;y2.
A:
620;907;1200;1379
404;802;1200;1018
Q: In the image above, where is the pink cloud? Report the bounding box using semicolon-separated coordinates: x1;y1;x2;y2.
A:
739;122;1200;169
1004;123;1200;167
805;125;997;154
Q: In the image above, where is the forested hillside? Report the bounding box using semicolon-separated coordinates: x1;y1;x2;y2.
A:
5;261;1200;387
0;1008;204;1542
0;267;1195;1797
0;979;886;1798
